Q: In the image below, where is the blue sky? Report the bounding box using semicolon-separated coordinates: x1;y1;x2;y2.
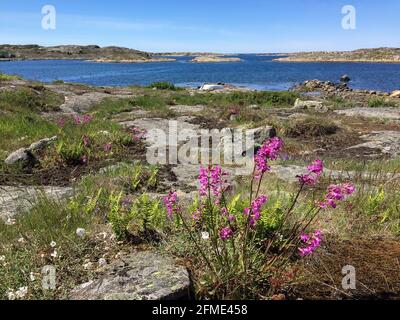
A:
0;0;399;53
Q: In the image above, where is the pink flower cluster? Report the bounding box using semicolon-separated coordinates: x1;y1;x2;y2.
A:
298;159;324;186
73;114;93;125
244;195;268;227
299;230;322;257
320;183;356;209
131;127;147;141
254;137;283;178
104;143;112;153
56;114;93;127
220;227;233;241
163;191;179;218
56;118;66;128
198;166;229;198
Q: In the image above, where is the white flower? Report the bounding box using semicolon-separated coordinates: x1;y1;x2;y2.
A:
18;237;25;244
6;289;15;300
76;228;86;238
50;250;58;258
50;241;57;248
98;258;107;267
201;231;210;240
15;286;28;299
5;218;16;226
0;255;5;262
83;261;93;270
30;272;36;282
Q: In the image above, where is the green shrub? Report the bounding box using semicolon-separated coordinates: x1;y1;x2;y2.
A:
368;97;396;108
147;81;180;91
283;117;339;138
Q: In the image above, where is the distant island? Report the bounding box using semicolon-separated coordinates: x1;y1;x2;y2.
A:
274;47;400;63
2;45;400;64
191;55;242;63
0;44;174;63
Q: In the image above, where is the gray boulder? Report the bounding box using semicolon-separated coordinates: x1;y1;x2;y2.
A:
340;75;351;82
70;251;191;300
4;148;37;166
4;136;58;167
293;99;329;113
29;136;58;152
390;90;400;98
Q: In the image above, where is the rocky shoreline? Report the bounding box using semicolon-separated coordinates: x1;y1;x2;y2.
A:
274;47;400;63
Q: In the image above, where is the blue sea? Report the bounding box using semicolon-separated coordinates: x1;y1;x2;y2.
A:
1;54;400;92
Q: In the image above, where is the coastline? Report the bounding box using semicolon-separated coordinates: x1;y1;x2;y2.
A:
274;57;400;64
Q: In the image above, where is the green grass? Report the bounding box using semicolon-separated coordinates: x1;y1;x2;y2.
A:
90;95;173;119
0;86;64;113
167;90;299;108
368;97;397;108
0;195;98;299
0;113;59;158
0;73;21;81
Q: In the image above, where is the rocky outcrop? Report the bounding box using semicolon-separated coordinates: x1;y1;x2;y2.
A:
335;107;400;121
390;90;400;98
271;165;400;183
293;98;329;113
340;75;351;82
4;136;58;167
0;44;152;61
0;186;73;219
70;251;191;300
296;80;351;93
192;56;241;63
346;131;400;158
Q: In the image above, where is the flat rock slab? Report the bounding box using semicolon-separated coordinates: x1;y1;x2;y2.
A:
346;131;400;157
70;251;191;300
0;186;73;219
271;165;400;183
169;105;206;114
335;108;400;121
120;117;202;148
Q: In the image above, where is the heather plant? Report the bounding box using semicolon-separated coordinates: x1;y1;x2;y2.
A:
163;137;355;298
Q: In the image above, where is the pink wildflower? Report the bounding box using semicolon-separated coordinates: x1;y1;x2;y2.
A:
297;159;324;186
82;114;93;124
163;191;179;218
319;183;356;209
298;174;317;186
220;227;233;241
104;143;112;152
244;195;268;227
198;166;230;198
307;159;324;176
254;137;283;179
72;115;82;125
299;230;323;257
56;118;66;128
